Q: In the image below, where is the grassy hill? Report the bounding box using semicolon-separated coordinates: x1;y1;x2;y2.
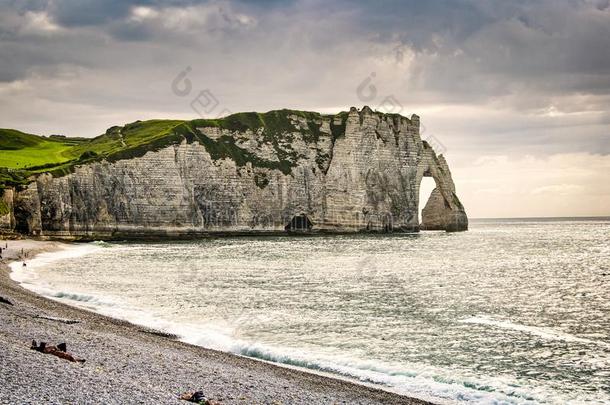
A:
0;129;86;169
0;120;186;189
0;109;351;190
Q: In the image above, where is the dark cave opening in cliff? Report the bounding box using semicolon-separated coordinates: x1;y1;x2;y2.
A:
419;177;436;224
285;214;313;232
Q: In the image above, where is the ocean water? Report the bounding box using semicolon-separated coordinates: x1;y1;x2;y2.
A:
11;218;610;404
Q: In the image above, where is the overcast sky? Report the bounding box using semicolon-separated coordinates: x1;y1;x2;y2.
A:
1;0;609;217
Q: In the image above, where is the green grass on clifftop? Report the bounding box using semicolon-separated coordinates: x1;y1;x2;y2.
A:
0;109;354;189
0;129;85;169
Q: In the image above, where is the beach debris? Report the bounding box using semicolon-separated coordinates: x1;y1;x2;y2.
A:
0;295;13;306
179;391;220;404
30;340;86;363
139;327;178;339
34;314;81;324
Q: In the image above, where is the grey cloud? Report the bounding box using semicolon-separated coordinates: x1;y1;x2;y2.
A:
48;0;137;26
0;0;608;159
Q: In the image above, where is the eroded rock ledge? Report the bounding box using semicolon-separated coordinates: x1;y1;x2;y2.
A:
0;107;467;239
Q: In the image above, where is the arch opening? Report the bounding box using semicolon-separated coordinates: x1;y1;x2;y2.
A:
418;176;436;225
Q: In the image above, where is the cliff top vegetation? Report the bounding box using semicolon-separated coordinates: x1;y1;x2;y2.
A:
0;108;390;189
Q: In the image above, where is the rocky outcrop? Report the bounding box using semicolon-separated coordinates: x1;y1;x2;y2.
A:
0;188;15;232
420;155;468;232
0;107;467;239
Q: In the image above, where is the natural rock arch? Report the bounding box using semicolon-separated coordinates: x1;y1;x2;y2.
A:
0;107;468;237
415;143;468;232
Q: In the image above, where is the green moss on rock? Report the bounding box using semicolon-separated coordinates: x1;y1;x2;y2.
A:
185;122;297;175
0;168;30;190
0;199;9;216
329;111;348;140
254;173;270;189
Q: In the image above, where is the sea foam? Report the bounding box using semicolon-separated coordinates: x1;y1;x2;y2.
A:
9;228;610;405
460;315;610;348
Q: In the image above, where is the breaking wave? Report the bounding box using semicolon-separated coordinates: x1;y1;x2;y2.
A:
9;222;610;405
460;315;610;348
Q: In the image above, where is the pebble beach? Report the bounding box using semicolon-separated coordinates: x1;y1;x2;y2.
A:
0;239;430;405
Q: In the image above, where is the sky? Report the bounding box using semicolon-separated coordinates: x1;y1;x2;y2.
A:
1;0;609;218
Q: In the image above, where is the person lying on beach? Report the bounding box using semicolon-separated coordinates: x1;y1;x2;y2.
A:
30;340;85;363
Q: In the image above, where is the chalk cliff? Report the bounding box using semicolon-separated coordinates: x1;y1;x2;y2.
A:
0;107;467;239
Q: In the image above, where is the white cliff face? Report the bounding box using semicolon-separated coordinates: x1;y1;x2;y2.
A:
1;107;467;239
